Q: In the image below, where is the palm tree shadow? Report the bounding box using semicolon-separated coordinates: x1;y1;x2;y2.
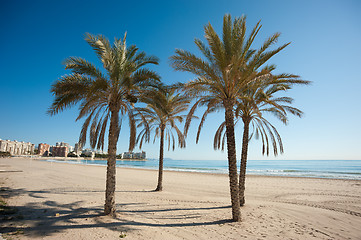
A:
1;186;233;238
123;219;233;227
1;199;136;238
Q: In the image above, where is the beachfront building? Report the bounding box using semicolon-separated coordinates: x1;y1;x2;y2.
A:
74;143;82;156
68;145;74;152
56;142;70;149
121;152;133;159
0;139;35;155
52;146;68;157
38;143;50;156
121;151;146;159
95;149;105;154
81;148;95;159
133;151;146;159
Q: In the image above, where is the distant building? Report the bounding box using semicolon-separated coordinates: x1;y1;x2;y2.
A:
56;142;70;149
74;143;82;156
68;145;74;152
95;149;105;154
0;139;34;155
121;151;146;159
133;151;146;159
52;146;68;157
38;143;50;156
81;148;95;159
53;142;73;157
121;152;133;159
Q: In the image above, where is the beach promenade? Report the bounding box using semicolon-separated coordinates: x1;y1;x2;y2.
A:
1;157;361;239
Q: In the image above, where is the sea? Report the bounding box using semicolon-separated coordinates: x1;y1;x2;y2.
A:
46;158;361;180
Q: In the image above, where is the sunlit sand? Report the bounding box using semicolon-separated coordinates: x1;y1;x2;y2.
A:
1;157;360;239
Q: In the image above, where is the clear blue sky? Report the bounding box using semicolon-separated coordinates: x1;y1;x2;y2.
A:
1;0;360;160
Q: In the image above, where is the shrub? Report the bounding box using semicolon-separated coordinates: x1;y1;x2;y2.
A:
0;151;11;158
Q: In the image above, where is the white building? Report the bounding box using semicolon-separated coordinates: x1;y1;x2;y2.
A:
0;139;34;155
82;148;95;159
68;145;74;152
121;152;133;159
121;151;146;159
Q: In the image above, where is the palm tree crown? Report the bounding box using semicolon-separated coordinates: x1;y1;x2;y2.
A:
136;87;189;150
170;15;290;113
49;33;160;150
215;74;309;155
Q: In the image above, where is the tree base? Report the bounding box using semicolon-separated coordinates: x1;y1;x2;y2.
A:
154;186;163;192
104;206;117;218
240;196;245;207
232;216;242;222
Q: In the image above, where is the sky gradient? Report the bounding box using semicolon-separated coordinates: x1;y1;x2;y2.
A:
1;0;360;160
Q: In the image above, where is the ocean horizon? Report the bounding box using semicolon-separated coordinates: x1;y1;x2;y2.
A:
45;159;361;180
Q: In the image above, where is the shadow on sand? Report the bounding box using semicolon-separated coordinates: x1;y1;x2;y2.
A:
0;186;232;238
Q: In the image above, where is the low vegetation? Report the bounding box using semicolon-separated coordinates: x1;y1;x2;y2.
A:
0;151;11;158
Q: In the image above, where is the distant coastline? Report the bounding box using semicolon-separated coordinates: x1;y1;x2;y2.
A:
20;156;148;162
117;158;147;161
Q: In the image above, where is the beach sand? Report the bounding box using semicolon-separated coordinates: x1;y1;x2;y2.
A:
1;157;360;239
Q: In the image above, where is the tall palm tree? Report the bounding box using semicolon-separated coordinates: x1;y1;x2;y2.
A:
136;86;190;191
170;14;292;222
214;74;310;206
48;33;160;216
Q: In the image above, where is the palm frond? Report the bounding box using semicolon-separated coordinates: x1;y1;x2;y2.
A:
63;57;104;79
50;32;159;155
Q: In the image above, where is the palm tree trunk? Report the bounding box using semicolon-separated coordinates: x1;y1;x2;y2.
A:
223;99;241;222
104;109;119;217
155;124;165;191
239;119;250;206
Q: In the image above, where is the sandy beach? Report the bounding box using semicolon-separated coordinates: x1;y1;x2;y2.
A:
1;157;361;239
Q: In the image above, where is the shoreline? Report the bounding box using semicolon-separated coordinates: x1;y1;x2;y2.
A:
1;157;361;239
40;157;361;181
12;156;147;161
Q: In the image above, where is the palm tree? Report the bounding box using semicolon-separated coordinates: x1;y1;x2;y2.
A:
170;14;293;222
214;74;310;206
136;86;190;191
48;33;160;216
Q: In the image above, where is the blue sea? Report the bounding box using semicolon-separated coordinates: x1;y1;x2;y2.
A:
46;159;361;180
47;159;361;180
